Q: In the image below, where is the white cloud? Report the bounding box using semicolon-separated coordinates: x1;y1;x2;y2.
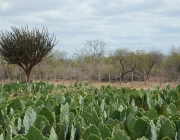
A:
0;0;180;55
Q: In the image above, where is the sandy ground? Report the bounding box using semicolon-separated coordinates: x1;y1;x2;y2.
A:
1;78;179;89
42;80;179;90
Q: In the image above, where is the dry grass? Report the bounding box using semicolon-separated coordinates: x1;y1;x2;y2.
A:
1;78;179;90
45;80;179;90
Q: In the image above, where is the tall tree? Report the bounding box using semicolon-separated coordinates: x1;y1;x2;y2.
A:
0;26;58;82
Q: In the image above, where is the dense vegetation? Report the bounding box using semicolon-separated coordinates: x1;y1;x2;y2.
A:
0;82;180;139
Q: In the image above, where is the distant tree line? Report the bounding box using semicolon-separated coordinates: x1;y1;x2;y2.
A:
0;39;180;83
0;26;180;83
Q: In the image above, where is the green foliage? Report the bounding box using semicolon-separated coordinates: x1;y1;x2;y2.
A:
34;115;51;136
7;98;24;114
49;127;58;140
0;82;180;139
23;107;37;134
145;108;158;120
13;135;28;140
133;118;150;139
98;122;111;140
87;134;102;140
25;126;44;140
82;125;101;139
158;119;176;140
113;130;130;140
38;107;54;127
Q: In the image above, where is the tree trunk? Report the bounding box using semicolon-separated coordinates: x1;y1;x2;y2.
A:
98;73;100;82
119;73;122;85
121;73;124;81
109;73;110;83
25;69;32;83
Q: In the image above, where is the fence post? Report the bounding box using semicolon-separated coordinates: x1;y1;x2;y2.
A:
79;73;81;82
98;73;100;82
63;74;64;86
119;73;122;85
54;74;56;81
70;75;72;86
131;71;134;87
144;73;147;86
109;73;110;83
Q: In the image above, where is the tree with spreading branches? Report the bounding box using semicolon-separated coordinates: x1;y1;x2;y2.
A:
0;26;58;82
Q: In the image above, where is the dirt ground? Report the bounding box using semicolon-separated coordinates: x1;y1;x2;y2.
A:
1;78;179;89
44;80;179;90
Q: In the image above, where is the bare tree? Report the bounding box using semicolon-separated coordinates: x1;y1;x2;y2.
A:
164;46;180;82
73;39;107;81
53;50;68;62
136;50;164;84
112;48;137;81
82;39;106;64
0;26;58;82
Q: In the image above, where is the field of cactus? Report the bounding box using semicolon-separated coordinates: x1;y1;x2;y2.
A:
0;81;180;140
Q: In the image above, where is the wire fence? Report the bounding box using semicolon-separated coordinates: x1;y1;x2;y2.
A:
0;72;174;89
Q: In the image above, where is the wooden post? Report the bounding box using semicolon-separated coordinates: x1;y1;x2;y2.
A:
63;74;64;86
119;73;122;85
159;72;162;87
131;71;134;87
70;75;72;86
80;72;82;83
144;73;147;86
160;77;162;87
109;73;110;83
98;73;100;82
76;74;78;82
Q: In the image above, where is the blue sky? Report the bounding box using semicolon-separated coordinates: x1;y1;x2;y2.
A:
1;0;180;55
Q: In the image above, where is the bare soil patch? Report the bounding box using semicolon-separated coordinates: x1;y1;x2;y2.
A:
44;80;179;90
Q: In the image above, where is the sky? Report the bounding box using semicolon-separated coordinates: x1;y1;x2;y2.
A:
1;0;180;56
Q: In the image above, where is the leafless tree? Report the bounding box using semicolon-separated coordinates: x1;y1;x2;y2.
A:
164;46;180;82
82;39;106;63
53;50;68;62
136;50;164;84
73;39;107;81
112;48;137;81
